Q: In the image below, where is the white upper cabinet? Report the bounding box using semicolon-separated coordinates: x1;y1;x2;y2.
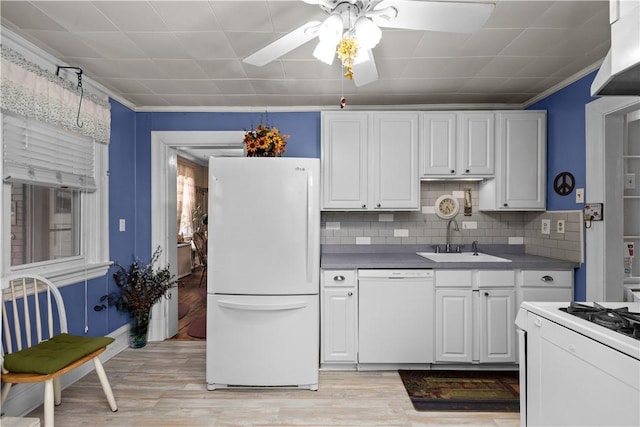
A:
322;111;420;211
370;112;420;210
479;111;547;211
420;111;494;178
321;112;369;210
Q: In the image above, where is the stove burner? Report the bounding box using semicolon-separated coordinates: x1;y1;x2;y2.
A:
560;302;640;340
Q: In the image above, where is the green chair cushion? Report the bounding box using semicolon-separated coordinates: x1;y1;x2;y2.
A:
3;333;114;375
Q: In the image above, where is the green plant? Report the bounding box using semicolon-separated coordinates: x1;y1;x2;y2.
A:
94;247;176;318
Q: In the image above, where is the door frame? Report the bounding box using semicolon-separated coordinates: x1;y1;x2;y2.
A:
149;131;245;341
585;96;640;302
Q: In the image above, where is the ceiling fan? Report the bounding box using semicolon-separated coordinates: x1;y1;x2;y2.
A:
243;0;495;87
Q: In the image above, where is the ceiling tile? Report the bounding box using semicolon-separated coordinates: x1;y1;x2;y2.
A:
483;1;554;29
21;30;102;59
198;59;248;79
150;1;222;31
32;1;119;32
75;32;147;59
93;1;169;32
150;59;209;79
173;32;236;60
210;1;272;32
0;1;67;31
532;1;608;28
500;28;573;56
125;33;191;59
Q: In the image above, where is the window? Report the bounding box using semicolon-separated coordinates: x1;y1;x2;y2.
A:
10;185;80;265
177;160;196;238
2;111;110;286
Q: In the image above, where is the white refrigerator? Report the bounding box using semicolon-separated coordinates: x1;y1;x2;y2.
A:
206;157;320;390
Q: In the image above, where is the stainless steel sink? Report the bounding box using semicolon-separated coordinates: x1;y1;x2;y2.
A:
416;252;512;262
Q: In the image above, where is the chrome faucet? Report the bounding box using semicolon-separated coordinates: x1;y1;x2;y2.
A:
472;240;479;255
445;219;459;253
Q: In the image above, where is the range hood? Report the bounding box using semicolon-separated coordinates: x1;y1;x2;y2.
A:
591;0;640;96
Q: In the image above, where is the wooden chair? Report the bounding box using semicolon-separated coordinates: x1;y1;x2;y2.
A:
192;231;208;287
1;274;118;426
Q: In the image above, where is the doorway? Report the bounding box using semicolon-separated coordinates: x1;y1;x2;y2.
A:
586;97;640;301
149;131;245;342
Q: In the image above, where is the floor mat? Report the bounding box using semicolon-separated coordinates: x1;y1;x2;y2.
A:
187;315;206;339
178;302;190;319
399;370;520;412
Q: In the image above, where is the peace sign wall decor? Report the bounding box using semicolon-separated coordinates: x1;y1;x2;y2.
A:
553;172;575;196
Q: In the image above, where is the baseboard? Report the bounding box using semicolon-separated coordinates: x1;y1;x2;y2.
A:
1;324;130;418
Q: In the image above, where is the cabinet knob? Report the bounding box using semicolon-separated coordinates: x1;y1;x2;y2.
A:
347;292;353;296
541;275;554;282
503;203;508;207
362;204;366;208
484;292;489;296
376;203;381;208
465;169;470;173
333;275;345;282
451;169;455;174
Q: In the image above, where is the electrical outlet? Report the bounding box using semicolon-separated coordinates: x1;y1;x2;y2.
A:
462;221;477;229
576;188;584;203
541;219;550;235
557;220;565;234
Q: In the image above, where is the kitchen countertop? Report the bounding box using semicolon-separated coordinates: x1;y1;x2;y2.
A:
321;244;579;270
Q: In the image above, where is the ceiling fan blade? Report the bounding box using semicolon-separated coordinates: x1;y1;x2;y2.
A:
243;21;322;67
352;52;378;87
371;0;495;33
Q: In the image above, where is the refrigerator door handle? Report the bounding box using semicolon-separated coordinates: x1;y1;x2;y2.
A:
306;171;313;285
217;300;309;312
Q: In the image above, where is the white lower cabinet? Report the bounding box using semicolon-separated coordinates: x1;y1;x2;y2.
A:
435;288;473;362
479;288;516;363
321;270;357;364
435;270;517;364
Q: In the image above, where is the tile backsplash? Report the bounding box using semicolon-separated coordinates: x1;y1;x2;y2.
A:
321;182;583;263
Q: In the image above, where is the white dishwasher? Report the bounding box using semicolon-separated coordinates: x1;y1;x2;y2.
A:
358;270;434;364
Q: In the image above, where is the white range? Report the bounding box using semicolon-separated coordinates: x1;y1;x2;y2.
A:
516;301;640;426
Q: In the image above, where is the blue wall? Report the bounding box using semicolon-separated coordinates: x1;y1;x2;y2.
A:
528;70;599;301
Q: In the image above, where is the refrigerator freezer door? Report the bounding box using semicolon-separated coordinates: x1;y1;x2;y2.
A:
209;157;320;296
206;294;319;390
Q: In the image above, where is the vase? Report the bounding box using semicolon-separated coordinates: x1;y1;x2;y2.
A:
129;312;150;349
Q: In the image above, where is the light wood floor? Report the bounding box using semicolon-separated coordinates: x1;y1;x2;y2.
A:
26;341;519;426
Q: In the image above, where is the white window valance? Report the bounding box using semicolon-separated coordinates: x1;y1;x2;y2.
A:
0;45;110;144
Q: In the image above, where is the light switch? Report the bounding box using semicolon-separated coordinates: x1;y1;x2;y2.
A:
119;219;126;232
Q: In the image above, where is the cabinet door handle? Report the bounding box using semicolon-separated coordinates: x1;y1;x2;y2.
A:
333;275;345;282
541;275;554;282
347;292;353;296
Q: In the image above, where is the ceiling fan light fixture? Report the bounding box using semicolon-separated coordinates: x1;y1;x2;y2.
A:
353;48;370;65
313;40;337;65
318;13;343;44
354;16;381;50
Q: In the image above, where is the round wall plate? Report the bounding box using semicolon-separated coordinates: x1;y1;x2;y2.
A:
435;194;460;219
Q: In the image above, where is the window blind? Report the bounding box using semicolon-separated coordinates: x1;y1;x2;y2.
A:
2;111;96;191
